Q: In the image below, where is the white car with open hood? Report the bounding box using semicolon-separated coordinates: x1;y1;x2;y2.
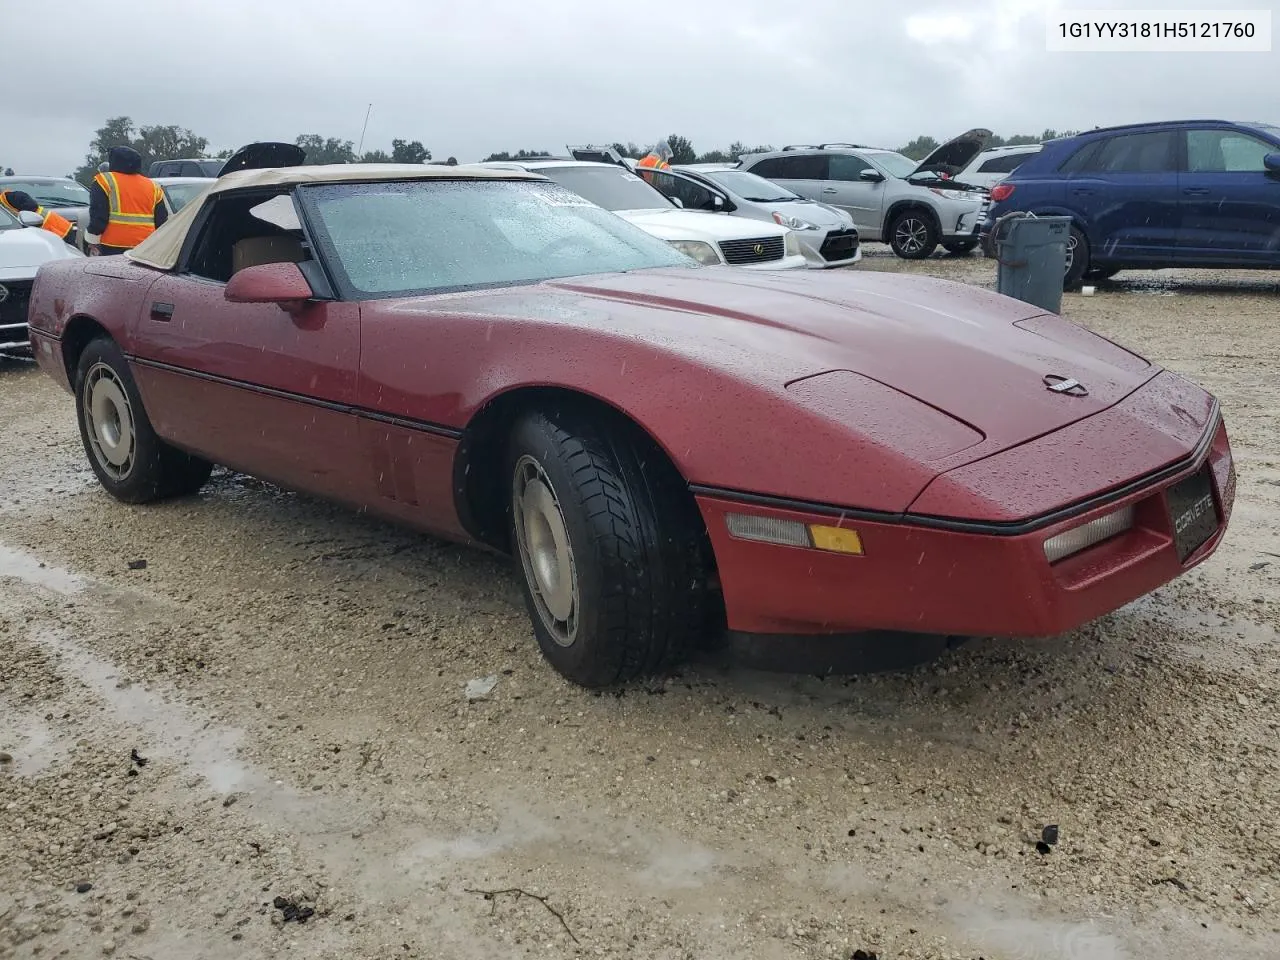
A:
478;157;808;270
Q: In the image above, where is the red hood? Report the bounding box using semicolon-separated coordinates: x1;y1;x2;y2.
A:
538;268;1156;453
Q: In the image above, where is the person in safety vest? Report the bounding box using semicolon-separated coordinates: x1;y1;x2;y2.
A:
85;146;167;256
0;190;77;246
636;140;673;185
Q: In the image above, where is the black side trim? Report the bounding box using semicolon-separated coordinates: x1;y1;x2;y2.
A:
129;355;464;439
691;401;1221;537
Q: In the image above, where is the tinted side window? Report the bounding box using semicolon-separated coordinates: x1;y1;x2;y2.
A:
1058;141;1101;173
1186;129;1274;172
751;155;826;180
829;154;873;181
977;153;1031;173
645;170;718;210
1081;132;1178;173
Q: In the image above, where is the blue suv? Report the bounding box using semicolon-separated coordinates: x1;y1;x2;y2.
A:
980;120;1280;288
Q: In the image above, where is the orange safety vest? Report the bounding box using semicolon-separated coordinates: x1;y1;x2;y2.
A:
93;171;164;248
0;192;73;239
637;153;669;170
40;208;74;239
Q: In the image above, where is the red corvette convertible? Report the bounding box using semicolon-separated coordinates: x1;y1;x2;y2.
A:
26;153;1236;686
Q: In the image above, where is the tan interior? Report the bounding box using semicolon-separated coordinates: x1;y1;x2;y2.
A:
231;235;307;273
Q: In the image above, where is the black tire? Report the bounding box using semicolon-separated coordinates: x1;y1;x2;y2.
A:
505;407;715;687
887;209;940;260
74;336;213;503
1063;224;1090;290
942;240;978;256
1084;266;1120;281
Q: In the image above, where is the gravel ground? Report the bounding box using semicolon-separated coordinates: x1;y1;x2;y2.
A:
1;248;1278;960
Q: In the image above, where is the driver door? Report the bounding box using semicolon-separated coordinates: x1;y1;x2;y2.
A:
822;154;885;234
128;188;367;504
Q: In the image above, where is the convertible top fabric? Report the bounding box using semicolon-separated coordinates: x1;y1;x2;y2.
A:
126;163;546;271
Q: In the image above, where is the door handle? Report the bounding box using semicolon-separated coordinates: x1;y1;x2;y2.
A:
150;302;174;321
1182;187;1211;196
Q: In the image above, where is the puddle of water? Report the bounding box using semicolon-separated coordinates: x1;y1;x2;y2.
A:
31;627;267;796
1121;595;1278;670
0;710;66;777
0;543;84;594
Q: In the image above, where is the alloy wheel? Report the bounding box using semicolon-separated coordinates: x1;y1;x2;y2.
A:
82;362;136;481
512;454;579;647
894;218;929;255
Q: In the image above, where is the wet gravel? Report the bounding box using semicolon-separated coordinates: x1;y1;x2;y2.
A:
1;249;1278;960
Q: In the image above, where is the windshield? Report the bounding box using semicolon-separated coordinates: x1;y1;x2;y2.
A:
298;179;695;298
699;169;799;202
162;181;212;212
534;165;670;211
2;179;91;206
866;152;920;179
1248;122;1280;140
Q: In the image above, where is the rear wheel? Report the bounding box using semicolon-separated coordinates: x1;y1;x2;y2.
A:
1063;225;1090;290
887;209;939;259
505;407;715;687
942;240;978;255
74;337;213;503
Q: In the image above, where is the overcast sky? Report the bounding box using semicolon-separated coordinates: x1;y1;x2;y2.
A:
5;0;1277;174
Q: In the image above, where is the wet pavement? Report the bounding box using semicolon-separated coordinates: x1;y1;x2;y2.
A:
1;253;1278;960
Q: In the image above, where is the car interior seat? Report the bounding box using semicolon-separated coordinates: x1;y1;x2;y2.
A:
231;234;307;273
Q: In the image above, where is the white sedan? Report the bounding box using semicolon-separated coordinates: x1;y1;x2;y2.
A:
1;205;83;357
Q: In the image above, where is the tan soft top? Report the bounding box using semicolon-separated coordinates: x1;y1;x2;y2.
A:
127;162;546;271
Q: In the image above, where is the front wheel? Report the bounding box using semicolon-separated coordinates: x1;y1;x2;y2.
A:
887;210;939;259
75;337;213;503
505;408;715;687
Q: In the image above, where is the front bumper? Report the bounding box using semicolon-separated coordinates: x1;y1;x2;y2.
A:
799;229;862;268
0;277;33;357
695;408;1234;640
737;253;810;271
941;205;985;241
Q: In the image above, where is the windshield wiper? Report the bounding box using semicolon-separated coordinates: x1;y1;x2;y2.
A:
36;196;88;206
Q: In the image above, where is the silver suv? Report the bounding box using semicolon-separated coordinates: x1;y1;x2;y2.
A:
739;129;992;259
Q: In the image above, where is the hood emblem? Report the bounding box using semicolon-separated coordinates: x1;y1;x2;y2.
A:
0;284;8;304
1044;374;1088;397
753;243;764;255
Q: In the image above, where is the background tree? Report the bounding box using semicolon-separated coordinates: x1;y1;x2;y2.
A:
665;134;696;164
697;149;732;163
390;139;431;164
481;148;551;162
73;116;210;183
898;135;940;160
360;149;392;163
295;134;356;165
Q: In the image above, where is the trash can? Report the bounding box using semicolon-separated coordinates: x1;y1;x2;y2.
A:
991;212;1071;314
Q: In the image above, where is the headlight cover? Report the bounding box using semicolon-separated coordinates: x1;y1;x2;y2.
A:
772;212;819;231
668;239;721;265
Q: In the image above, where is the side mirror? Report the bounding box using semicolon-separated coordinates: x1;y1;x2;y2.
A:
224;261;313;312
859;169;886;182
1265;152;1280;175
710;194;735;212
19;211;44;227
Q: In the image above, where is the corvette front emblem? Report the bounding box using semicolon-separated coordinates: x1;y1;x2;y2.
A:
1043;374;1088;397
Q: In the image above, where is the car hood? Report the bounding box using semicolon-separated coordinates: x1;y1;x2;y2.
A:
0;228;84;279
218;142;306;177
752;199;852;227
535;267;1156;456
617;208;788;242
913;128;992;177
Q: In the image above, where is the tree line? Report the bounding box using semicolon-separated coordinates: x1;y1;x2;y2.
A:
62;117;1083;184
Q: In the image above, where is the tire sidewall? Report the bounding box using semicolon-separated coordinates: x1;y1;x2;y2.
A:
1064;224;1090;290
888;209;939;260
505;413;614;684
74;337;165;502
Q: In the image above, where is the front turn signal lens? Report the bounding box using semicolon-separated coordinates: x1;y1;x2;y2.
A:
808;524;864;554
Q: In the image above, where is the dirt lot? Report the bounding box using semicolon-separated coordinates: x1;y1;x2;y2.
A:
2;249;1278;960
